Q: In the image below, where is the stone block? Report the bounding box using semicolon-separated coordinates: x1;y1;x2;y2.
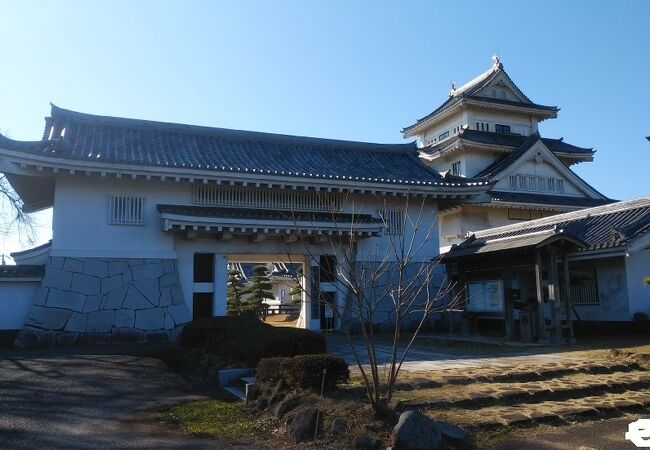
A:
71;273;101;296
135;308;164;330
83;259;109;278
145;259;162;264
80;332;111;345
159;288;172;307
50;257;65;269
101;275;123;294
131;262;164;280
109;260;129;276
64;312;87;332
167;304;192;325
47;289;86;312
63;258;85;273
122;268;133;284
102;285;128;309
164;313;174;330
34;287;49;306
163;259;175;273
14;326;56;348
56;333;79;347
159;271;178;289
133;279;160;305
84;294;103;313
115;309;135;328
25;306;73;330
170;284;185;305
128;258;144;267
86;310;115;333
123;286;153;309
42;268;72;290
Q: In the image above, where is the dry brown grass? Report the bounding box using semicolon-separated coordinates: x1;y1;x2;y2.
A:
263;314;299;328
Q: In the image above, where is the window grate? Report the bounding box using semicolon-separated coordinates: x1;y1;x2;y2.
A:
380;209;405;235
108;196;145;225
193;184;342;212
570;266;599;305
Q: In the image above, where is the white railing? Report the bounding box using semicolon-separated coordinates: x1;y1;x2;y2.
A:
192;184;342;212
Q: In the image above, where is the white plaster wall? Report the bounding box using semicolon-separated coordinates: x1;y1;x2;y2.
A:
0;281;39;329
466;107;537;135
573;257;630;321
626;250;650;317
418;114;466;147
52;176;187;258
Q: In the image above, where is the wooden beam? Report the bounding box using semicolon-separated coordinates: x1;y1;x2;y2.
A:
549;247;563;343
219;231;232;242
534;251;547;343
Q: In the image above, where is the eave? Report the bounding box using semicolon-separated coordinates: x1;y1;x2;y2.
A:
0;147;492;199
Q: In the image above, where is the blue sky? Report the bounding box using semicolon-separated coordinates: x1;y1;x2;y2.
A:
0;0;649;255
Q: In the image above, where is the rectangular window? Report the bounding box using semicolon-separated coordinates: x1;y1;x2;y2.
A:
509;175;518;189
569;265;599;305
451;161;461;176
476;121;489;131
193;253;214;283
108;195;145;225
438;131;450;140
319;255;337;283
538;177;546;191
495;124;511;134
557;179;565;193
380;209;405;235
528;176;537;191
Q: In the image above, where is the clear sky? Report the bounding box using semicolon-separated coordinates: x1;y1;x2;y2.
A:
0;0;649;256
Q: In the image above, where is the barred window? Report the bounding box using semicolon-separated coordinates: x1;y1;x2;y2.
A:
451;161;461;176
108;195;145;225
570;265;599;305
380;209;405;235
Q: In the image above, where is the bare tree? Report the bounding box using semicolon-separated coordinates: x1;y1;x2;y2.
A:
288;195;460;415
0;174;35;253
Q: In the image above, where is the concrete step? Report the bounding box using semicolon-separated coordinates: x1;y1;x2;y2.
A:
223;385;246;401
400;370;650;410
427;387;650;431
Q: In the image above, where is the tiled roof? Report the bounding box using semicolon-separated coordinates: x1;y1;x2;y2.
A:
157;204;382;224
421;129;593;158
489;191;614;209
0;265;45;279
447;197;650;257
402;64;557;133
0;105;491;189
474;133;543;177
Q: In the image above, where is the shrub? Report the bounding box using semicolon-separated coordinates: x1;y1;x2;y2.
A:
256;357;289;384
281;354;349;392
179;316;326;364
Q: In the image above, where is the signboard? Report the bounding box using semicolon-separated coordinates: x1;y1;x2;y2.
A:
466;280;504;313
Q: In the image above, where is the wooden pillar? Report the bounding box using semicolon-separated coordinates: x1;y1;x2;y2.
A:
563;253;575;340
549;247;563;343
534;251;547;343
503;267;513;339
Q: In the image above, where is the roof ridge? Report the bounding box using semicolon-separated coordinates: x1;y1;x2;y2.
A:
50;104;417;153
473;196;650;238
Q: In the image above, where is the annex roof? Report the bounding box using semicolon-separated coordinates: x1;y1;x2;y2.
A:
446;196;650;257
488;191;614;210
402;61;558;136
0;105;487;191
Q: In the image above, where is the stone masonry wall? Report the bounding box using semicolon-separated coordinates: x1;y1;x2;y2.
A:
15;257;192;347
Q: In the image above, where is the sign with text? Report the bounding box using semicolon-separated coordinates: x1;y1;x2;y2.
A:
467;280;504;313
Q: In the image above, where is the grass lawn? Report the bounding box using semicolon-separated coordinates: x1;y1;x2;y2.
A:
161;398;267;439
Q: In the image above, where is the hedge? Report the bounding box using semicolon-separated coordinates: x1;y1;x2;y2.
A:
257;354;349;392
179;316;326;364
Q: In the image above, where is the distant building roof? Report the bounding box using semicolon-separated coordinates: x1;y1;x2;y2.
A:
0;265;45;279
488;191;614;209
402;62;558;135
446;197;650;258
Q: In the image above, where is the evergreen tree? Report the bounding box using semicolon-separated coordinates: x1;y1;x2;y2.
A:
288;267;303;307
226;268;246;316
242;264;275;316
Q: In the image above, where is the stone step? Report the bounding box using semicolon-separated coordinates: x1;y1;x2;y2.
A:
223;385;246;401
423;361;642;388
425;388;650;431
400;370;650;410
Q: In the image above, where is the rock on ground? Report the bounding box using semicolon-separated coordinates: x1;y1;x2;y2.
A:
286;407;323;443
392;410;441;450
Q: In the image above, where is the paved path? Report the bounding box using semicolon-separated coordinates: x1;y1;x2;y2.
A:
0;347;241;449
326;335;583;371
